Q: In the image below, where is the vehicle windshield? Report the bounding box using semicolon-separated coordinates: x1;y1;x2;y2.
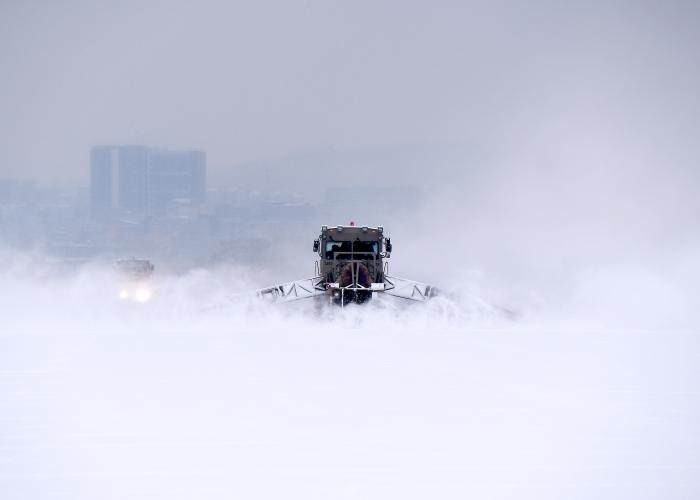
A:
325;240;379;260
115;260;153;278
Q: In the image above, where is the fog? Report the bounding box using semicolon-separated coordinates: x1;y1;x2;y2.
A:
2;252;699;499
3;1;698;186
2;1;700;499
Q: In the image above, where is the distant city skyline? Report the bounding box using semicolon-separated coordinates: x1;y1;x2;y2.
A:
90;144;206;219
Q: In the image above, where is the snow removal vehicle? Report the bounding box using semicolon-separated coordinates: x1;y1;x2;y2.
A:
114;258;155;303
257;224;438;306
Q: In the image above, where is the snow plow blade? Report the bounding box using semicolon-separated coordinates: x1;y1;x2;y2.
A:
257;276;326;302
383;275;439;301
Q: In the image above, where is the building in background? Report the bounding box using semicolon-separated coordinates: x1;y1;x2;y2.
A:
89;146;115;219
117;145;149;215
89;145;206;219
148;149;206;214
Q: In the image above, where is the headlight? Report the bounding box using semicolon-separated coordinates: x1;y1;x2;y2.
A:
135;288;152;303
119;290;129;299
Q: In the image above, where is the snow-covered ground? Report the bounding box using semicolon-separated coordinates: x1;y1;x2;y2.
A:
1;263;699;499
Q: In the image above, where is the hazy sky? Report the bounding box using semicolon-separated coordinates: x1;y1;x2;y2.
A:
2;8;700;497
1;0;698;186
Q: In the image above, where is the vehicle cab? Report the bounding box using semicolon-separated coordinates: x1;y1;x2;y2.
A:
313;224;392;304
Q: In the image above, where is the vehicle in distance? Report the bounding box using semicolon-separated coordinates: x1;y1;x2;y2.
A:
114;258;155;303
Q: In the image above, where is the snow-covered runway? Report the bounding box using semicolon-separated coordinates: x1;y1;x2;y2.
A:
1;266;699;499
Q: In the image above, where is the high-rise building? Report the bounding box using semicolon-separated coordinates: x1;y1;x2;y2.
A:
117;145;149;215
90;146;116;219
90;145;206;219
148;150;206;213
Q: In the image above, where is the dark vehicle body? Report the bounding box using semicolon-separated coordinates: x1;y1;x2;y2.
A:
315;225;390;305
258;224;435;306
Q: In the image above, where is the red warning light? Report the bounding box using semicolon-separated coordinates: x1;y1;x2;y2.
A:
349;221;355;226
